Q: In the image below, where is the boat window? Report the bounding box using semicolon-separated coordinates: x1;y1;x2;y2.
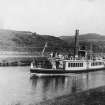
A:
81;63;82;67
68;63;74;67
74;63;76;67
79;63;80;67
80;63;82;67
77;63;79;67
80;63;83;67
72;63;75;67
71;63;72;67
75;63;77;67
100;62;103;65
68;63;84;67
93;62;94;66
91;62;104;66
92;62;95;66
68;63;71;67
70;63;72;67
75;63;76;67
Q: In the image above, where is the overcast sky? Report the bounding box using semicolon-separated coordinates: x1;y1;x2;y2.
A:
0;0;105;36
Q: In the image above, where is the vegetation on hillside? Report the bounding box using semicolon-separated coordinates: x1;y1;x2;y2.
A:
0;29;105;53
0;29;69;53
60;33;105;53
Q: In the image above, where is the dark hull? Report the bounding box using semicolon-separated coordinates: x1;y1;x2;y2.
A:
30;67;105;76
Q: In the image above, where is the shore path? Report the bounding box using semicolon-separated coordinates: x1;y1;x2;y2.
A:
38;86;105;105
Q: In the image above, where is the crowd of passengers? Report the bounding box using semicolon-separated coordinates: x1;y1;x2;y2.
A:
49;52;104;61
49;52;86;60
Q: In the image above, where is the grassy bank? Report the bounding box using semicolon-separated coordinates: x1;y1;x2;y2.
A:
38;86;105;105
0;51;48;66
0;56;33;66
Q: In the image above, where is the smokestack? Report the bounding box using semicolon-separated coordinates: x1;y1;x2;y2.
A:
74;29;79;57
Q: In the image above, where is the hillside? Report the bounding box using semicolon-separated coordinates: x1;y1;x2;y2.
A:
60;33;105;44
60;33;105;52
0;29;105;54
0;29;69;53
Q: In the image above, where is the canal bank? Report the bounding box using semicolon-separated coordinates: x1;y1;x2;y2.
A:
0;51;41;66
0;56;34;66
38;86;105;105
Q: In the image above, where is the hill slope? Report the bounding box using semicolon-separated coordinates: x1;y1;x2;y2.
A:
60;33;105;52
0;29;68;52
60;33;105;43
0;30;105;54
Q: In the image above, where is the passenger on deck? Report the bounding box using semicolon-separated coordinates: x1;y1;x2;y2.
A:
58;54;62;58
59;61;63;68
50;52;53;58
52;60;56;70
56;61;60;69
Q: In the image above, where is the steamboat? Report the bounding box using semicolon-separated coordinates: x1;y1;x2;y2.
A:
30;30;105;76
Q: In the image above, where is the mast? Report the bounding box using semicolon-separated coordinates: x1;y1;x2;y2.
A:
41;42;47;56
90;42;93;60
74;29;79;58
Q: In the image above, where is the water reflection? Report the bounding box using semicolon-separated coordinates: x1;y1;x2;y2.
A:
30;74;90;100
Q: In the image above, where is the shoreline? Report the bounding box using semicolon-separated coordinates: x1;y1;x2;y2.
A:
38;86;105;105
0;56;33;66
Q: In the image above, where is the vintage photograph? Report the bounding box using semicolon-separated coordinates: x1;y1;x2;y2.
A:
0;0;105;105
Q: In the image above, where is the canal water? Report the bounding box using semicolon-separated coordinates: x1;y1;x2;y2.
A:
0;67;105;105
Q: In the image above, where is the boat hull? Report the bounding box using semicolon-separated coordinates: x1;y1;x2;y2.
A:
30;67;105;76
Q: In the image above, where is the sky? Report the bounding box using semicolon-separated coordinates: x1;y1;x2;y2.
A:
0;0;105;36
